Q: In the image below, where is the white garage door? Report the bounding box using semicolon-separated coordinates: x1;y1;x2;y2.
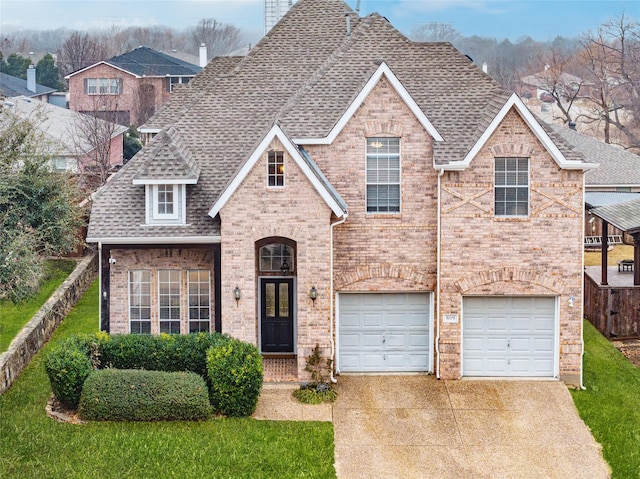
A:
463;296;556;377
338;293;432;373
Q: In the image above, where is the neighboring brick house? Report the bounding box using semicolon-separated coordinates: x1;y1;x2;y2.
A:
5;95;126;173
87;0;597;386
66;47;201;126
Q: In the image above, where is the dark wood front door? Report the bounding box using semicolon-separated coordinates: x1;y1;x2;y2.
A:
261;278;294;353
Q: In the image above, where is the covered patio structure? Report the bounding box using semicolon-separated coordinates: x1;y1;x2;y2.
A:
584;198;640;339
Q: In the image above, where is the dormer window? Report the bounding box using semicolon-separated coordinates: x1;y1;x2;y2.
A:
267;151;285;187
145;184;185;225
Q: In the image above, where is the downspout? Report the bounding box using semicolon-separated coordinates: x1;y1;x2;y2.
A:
98;241;102;332
579;173;586;389
329;212;348;383
436;168;445;379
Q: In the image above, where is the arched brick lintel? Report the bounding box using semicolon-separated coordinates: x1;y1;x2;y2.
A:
454;267;565;295
334;264;431;290
489;142;534;157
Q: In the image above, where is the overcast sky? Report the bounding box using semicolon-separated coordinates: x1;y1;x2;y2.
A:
1;0;638;41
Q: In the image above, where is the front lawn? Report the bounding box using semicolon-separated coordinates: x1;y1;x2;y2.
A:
0;259;76;352
0;280;336;479
571;321;640;479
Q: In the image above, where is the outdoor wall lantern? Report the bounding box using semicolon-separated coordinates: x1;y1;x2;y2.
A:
568;294;575;308
280;261;290;276
234;286;241;305
309;285;318;303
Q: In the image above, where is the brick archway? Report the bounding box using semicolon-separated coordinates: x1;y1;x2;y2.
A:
334;264;431;290
454;267;565;294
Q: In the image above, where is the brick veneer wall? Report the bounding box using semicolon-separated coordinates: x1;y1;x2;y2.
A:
107;248;215;335
439;108;584;385
68;63;172;126
220;137;333;381
308;78;438;295
0;253;98;395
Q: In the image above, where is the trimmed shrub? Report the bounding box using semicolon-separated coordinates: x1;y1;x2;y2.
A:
45;338;93;408
207;339;263;417
78;369;211;421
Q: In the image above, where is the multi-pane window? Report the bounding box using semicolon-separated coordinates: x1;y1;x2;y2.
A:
366;137;401;213
159;270;181;334
157;184;174;215
259;244;294;273
188;270;211;333
267;151;285;187
129;270;151;334
84;78;122;95
495;157;529;216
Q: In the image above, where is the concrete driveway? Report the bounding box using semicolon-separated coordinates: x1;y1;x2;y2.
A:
332;376;610;479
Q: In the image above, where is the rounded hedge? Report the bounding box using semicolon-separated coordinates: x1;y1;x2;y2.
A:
207;339;264;417
78;369;211;421
45;336;94;408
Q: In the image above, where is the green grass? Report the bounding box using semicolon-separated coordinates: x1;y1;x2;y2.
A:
584;244;634;267
0;259;77;352
0;279;336;479
571;321;640;479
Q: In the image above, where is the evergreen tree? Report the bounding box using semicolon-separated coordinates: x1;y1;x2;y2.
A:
36;54;62;90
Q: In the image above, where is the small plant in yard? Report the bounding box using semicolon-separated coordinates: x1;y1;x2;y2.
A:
293;344;337;404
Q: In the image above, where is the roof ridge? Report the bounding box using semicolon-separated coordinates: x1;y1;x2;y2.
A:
275;12;378;123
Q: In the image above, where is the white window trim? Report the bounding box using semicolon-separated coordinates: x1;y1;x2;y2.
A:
365;137;402;214
187;270;211;332
266;151;285;189
158;269;181;334
128;270;152;334
145;184;186;225
494;157;530;218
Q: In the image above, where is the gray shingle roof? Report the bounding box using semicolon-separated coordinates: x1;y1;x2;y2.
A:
105;47;201;77
548;123;640;186
591;198;640;234
585;192;640;209
134;127;200;183
87;0;593;242
0;72;56;98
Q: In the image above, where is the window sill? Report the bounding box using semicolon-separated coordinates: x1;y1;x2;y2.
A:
140;223;190;227
365;212;402;219
261;352;297;359
493;216;530;222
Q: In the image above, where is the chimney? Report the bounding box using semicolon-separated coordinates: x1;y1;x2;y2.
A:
27;65;36;93
482;62;488;74
199;43;207;67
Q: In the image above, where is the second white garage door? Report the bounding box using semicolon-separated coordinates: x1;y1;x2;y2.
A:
338;293;432;373
463;296;557;377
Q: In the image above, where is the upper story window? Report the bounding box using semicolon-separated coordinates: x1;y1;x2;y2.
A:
84;78;123;95
145;184;185;225
167;76;191;92
267;151;285;187
494;157;529;217
366;137;400;213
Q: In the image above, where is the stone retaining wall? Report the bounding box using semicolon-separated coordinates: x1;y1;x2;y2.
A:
0;252;98;395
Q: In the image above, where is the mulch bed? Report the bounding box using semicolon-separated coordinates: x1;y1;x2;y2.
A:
612;339;640;368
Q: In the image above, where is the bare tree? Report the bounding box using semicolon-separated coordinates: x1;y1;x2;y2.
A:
69;96;124;187
578;14;640;149
190;18;242;59
56;31;108;78
135;82;157;126
410;22;460;43
525;46;584;124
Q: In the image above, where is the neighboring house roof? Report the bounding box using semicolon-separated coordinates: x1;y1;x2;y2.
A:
591;197;640;234
548;123;640;187
66;46;202;79
521;71;584;89
4;96;127;157
0;72;56;98
87;0;594;243
585;192;640;209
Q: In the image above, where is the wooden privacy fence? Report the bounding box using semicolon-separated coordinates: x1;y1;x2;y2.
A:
584;273;640;339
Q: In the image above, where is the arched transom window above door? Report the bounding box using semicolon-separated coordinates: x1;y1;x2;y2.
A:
258;241;295;275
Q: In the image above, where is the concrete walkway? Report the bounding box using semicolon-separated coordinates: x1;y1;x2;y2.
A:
254;376;610;479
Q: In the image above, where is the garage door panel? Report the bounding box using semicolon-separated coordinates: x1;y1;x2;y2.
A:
463;297;556;377
339;293;431;373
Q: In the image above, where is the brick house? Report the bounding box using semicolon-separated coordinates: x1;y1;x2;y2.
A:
66;47;202;126
87;0;596;386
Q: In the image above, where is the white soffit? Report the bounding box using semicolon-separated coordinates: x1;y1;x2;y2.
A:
446;93;598;171
293;62;444;145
